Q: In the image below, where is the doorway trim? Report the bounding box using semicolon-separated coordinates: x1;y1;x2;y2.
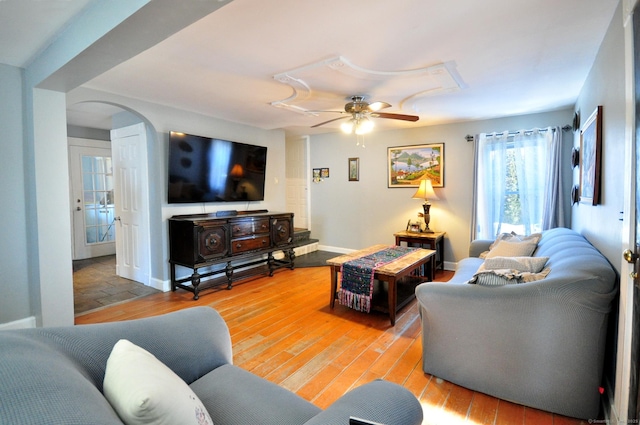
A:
67;101;157;290
614;0;640;422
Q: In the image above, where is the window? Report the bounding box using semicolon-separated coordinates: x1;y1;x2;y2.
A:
473;127;563;240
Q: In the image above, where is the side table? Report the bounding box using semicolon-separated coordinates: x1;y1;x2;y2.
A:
394;231;445;278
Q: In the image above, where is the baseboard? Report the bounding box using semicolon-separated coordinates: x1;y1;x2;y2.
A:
443;261;456;271
318;244;353;254
149;276;170;292
0;316;36;330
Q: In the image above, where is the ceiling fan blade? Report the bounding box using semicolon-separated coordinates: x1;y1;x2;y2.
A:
311;116;349;128
367;101;391;112
373;112;419;122
306;110;345;115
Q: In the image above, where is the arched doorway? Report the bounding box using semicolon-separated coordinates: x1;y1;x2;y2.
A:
67;101;158;313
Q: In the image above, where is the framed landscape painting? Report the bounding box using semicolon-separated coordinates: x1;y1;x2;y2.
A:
388;143;444;188
579;106;602;205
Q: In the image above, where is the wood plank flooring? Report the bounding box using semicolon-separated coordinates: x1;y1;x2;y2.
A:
75;266;590;425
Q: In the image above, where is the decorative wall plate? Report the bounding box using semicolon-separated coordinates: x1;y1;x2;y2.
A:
571;147;580;168
571;185;580;205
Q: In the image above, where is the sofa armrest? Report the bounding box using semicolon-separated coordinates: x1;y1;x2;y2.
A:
469;239;493;257
302;380;422;425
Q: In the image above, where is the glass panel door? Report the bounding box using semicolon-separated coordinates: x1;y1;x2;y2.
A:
82;155;115;244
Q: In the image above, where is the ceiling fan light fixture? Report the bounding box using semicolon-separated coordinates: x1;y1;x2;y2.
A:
341;119;355;134
355;117;374;135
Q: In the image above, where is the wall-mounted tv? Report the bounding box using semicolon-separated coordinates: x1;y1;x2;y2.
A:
168;131;267;204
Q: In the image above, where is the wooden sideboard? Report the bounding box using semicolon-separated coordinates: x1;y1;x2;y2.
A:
169;210;295;299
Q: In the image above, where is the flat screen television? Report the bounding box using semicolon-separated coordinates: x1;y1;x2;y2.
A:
168;131;267;204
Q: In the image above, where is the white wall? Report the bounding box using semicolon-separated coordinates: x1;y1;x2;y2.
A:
572;2;628;421
309;109;573;266
0;0;232;327
0;64;30;324
572;2;626;271
32;89;75;326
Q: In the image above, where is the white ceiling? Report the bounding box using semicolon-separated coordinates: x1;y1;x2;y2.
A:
1;0;620;136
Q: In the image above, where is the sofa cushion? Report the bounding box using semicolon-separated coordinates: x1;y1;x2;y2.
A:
190;364;321;425
481;232;541;258
489;232;541;250
484;239;538;258
103;339;213;425
483;256;549;273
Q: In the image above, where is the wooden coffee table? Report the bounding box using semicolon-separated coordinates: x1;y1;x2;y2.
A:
327;244;436;325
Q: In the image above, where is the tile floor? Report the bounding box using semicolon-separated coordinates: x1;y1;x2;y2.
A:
73;255;160;315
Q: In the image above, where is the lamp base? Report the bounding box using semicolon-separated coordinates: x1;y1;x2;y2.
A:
421;203;434;233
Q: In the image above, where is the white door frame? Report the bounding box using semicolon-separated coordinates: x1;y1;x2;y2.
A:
615;0;639;421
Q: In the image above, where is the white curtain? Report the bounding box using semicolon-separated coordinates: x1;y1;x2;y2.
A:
474;126;563;240
541;127;564;229
475;131;509;240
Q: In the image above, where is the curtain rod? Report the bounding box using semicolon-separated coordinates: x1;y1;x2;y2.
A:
465;124;572;142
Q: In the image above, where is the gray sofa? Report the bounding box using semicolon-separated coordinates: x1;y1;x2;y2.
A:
415;227;617;419
0;306;423;425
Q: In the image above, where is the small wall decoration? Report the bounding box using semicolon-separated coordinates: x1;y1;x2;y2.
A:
388;143;444;188
321;168;330;178
579;105;602;205
571;147;580;168
312;168;321;182
571;184;580;205
348;158;359;181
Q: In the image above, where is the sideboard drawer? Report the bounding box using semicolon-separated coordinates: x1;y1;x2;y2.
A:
231;218;270;238
232;235;271;254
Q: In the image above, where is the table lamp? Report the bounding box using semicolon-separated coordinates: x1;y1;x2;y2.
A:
412;179;439;233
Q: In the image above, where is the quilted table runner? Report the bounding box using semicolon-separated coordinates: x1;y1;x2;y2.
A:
339;246;416;313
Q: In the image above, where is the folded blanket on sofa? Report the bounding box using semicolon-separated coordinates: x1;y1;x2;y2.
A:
469;256;550;286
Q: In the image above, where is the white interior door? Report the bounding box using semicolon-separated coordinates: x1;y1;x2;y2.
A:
285;136;310;229
111;123;150;285
69;144;116;260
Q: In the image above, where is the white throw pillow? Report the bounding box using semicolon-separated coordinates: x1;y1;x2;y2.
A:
488;232;541;251
103;339;214;425
484;239;538;258
480;232;541;258
483;256;549;273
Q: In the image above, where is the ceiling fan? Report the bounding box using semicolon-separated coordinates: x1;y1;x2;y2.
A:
311;95;419;134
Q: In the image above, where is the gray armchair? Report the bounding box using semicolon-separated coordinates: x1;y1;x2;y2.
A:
0;306;423;425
